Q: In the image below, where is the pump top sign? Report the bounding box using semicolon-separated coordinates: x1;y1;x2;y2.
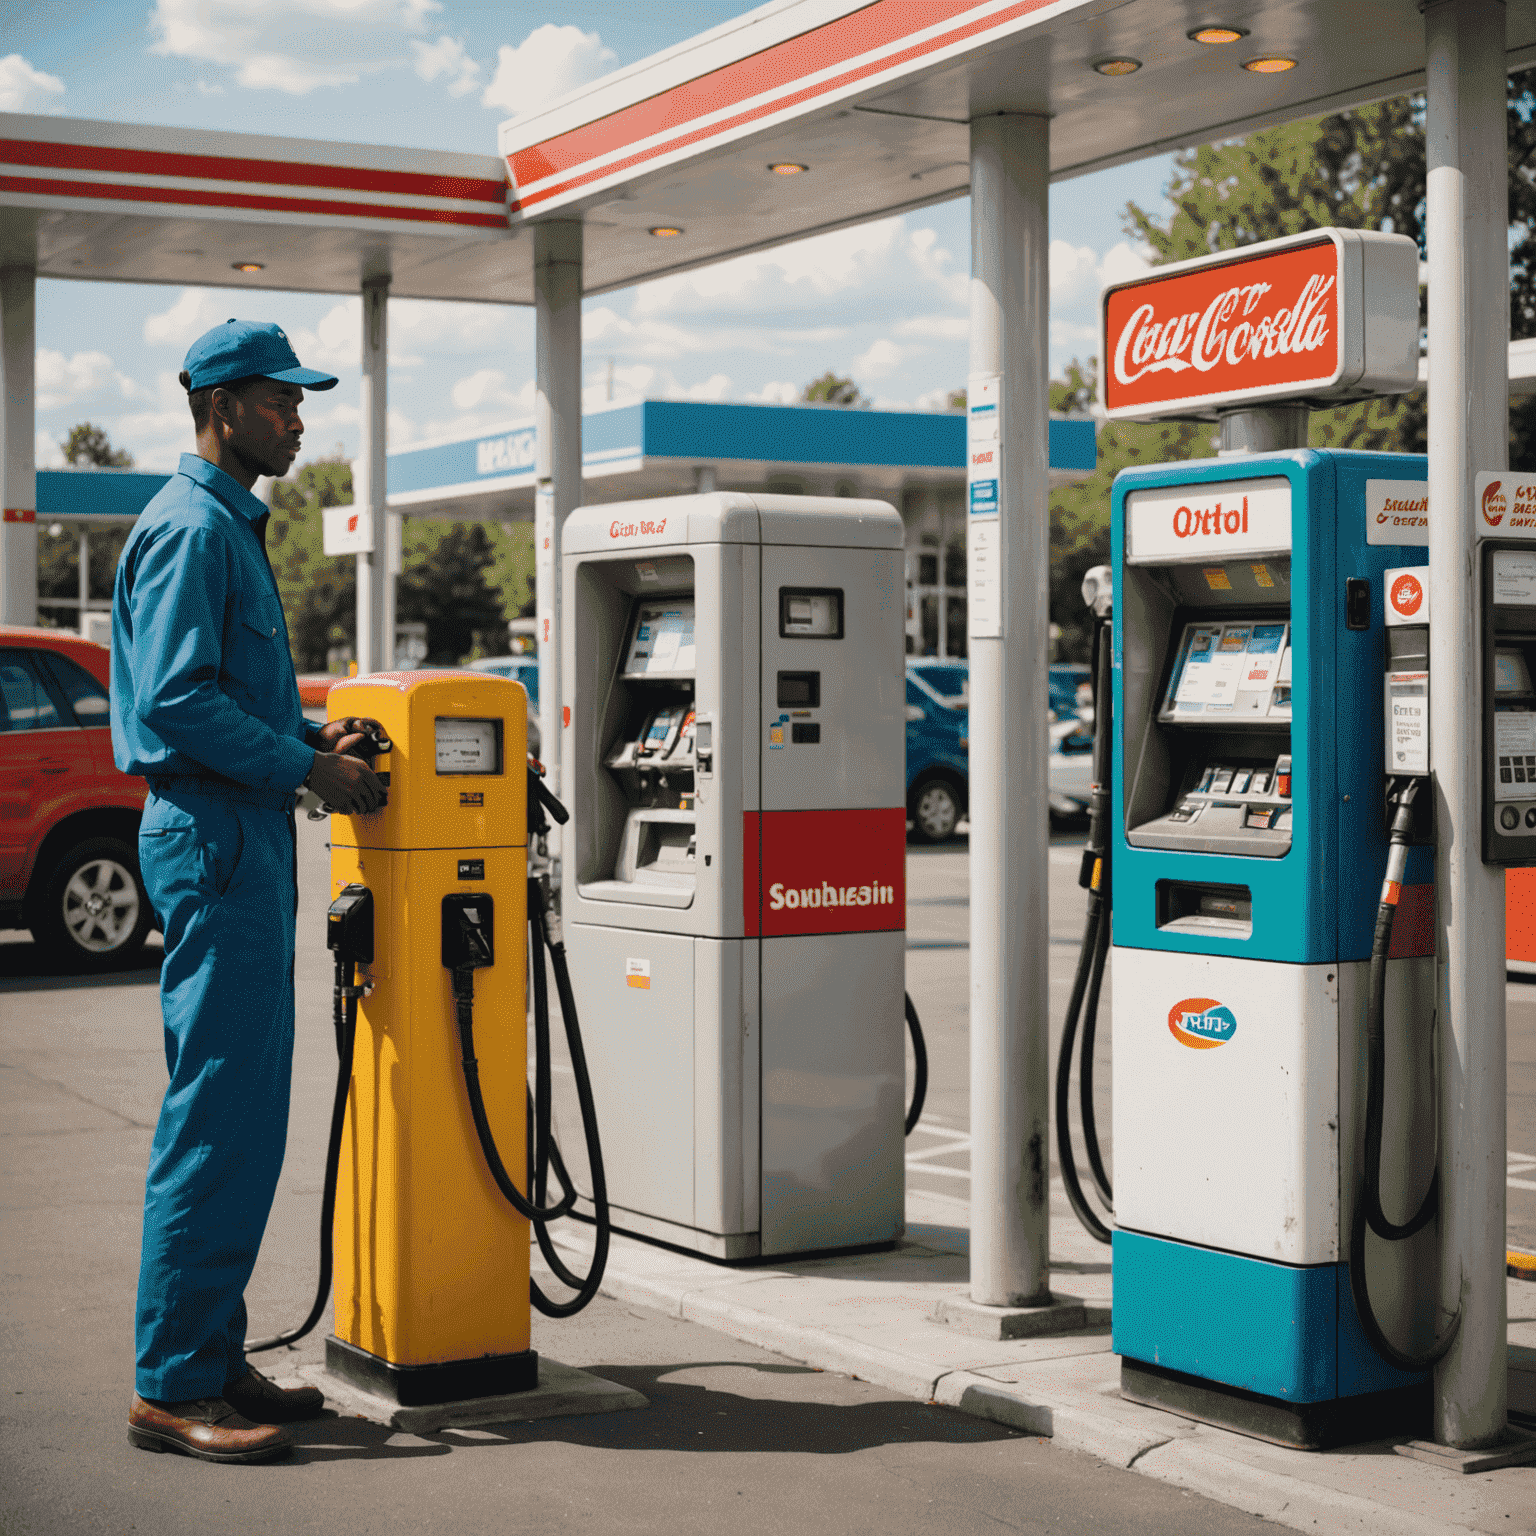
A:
1101;229;1419;422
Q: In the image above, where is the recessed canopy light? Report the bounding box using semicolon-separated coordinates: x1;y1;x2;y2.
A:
768;162;808;176
232;261;264;273
1092;57;1141;77
649;226;684;239
1190;26;1246;44
1243;55;1297;73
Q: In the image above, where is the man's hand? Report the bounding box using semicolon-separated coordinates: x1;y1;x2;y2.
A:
315;715;390;760
307;750;386;816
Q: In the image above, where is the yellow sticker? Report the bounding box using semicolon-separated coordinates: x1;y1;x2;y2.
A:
626;957;651;990
1250;562;1275;589
1203;567;1232;591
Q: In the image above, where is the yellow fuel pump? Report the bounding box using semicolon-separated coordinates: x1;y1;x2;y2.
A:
241;669;609;1406
324;670;534;1404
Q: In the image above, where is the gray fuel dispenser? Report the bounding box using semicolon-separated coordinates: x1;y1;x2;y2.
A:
558;492;908;1259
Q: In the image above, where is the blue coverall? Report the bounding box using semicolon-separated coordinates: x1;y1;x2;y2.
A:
111;453;320;1403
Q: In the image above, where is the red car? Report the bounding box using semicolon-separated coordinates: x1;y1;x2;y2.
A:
0;626;151;969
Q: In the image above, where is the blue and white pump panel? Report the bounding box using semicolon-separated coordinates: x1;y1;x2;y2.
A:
1110;449;1439;1406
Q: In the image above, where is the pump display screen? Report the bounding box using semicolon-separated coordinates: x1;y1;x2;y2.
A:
435;717;501;774
623;600;697;677
1496;648;1533;695
1161;619;1291;722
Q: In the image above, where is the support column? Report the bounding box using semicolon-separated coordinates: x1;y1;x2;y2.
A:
1424;0;1510;1450
77;525;89;637
1;266;37;625
534;221;583;803
967;113;1052;1308
354;275;389;674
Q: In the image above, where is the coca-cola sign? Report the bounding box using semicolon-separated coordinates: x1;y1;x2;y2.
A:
1101;228;1419;421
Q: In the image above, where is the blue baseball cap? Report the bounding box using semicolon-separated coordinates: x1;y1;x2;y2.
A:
183;319;339;393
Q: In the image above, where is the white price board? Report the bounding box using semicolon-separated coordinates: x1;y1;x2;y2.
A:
1386;671;1429;774
967;520;1001;638
1493;548;1536;605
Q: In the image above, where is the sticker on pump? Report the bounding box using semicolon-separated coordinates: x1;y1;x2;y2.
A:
1385;567;1428;624
1476;471;1536;540
1168;997;1238;1050
625;957;651;990
1366;481;1428;546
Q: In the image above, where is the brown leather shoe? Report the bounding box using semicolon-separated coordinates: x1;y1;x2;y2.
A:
128;1395;294;1463
222;1365;325;1424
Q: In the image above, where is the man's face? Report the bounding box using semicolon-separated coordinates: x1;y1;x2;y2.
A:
215;379;306;478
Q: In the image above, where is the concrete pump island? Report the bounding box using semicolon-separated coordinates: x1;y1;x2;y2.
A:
2;1;1536;1531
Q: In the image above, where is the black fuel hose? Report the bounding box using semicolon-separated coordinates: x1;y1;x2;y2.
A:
1057;614;1115;1246
904;993;928;1135
453;877;610;1318
245;955;360;1354
1347;777;1461;1372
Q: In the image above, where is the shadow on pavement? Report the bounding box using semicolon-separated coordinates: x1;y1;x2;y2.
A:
0;936;163;991
288;1360;1022;1463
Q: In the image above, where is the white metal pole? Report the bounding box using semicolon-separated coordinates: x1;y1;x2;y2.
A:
1424;0;1510;1450
0;265;38;626
534;220;583;801
967;112;1052;1308
354;275;389;674
77;525;89;637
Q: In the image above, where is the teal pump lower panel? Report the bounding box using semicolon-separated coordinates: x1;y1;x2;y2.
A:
1112;1230;1425;1403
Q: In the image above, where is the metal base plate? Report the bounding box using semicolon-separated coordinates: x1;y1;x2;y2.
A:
931;1293;1087;1340
304;1355;648;1436
325;1335;538;1407
1394;1428;1536;1474
1121;1358;1430;1451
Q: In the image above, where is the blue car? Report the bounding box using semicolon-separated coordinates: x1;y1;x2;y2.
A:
906;663;970;843
905;658;1096;842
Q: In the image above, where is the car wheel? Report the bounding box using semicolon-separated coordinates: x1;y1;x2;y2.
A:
910;779;961;844
34;837;154;970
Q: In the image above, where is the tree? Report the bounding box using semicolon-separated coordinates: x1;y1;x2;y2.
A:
269;456;357;671
36;423;136;627
396;523;508;665
801;371;867;407
60;422;134;468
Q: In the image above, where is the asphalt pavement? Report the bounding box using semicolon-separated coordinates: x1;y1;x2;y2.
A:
2;816;1533;1535
0;816;1275;1536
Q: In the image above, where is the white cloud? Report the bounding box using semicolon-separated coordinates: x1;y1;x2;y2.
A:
676;373;731;403
746;381;799;406
35;349;148;411
449;368;534;415
391;299;527;358
290;298;360;372
195;79;226;96
853;338;904;380
894;314;969;341
482;24;615;118
0;54;64;112
1098;240;1153;288
914;385;960;412
148;0;439;96
35;431;64;469
411;34;479;96
144;289;227;349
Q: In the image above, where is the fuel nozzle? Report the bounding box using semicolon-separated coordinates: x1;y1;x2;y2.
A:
442;893;495;1000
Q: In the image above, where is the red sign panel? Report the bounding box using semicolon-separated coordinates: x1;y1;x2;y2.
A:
1103;237;1343;417
742;807;905;937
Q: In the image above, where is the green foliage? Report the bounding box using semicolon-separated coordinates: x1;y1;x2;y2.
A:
396;522;508;665
36;423;136;626
267;456;533;669
60;421;135;468
801;371;867;407
1048;361;1217;660
268;457;357;671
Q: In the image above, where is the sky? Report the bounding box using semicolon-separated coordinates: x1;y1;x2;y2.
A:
6;0;1176;473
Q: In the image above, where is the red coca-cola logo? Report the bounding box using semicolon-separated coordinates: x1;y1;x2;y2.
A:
1390;572;1423;617
1104;239;1341;414
1482;479;1507;528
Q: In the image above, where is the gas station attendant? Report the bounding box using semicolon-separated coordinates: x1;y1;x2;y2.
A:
111;320;388;1463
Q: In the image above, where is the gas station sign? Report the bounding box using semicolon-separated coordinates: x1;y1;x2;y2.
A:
1101;229;1420;422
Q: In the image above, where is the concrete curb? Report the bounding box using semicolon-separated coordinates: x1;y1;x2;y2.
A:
561;1232;1530;1536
